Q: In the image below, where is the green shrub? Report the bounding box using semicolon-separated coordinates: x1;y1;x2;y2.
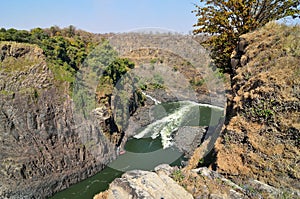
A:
172;170;185;182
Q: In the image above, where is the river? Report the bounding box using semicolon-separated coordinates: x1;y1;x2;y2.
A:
50;101;224;199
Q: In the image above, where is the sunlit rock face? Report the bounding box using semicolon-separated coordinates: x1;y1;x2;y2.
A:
94;164;193;199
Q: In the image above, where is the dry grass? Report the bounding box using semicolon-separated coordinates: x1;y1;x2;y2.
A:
214;22;300;192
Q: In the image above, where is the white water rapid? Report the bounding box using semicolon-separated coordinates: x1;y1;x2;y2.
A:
134;100;224;149
141;91;161;105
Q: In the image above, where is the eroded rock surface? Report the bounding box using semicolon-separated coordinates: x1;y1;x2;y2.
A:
95;164;289;199
179;167;291;199
94;164;193;199
174;126;206;157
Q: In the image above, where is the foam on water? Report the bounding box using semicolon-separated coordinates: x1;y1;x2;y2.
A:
134;100;223;148
141;91;161;105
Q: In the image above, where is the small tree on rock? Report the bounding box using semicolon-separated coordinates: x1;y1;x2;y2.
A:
193;0;300;73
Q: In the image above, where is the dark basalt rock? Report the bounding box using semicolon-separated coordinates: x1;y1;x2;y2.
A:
0;42;116;198
173;126;207;158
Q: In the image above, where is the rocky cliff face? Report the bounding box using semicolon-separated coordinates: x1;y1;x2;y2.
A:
215;22;300;193
0;42;116;198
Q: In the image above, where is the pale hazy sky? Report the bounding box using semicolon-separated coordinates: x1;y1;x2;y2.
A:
0;0;200;33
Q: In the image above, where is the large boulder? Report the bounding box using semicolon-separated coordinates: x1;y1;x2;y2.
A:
94;164;193;199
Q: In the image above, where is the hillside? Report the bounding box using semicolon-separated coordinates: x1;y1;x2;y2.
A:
180;22;300;198
215;22;300;192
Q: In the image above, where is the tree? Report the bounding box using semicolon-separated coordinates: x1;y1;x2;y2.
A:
64;25;76;37
193;0;300;73
30;28;47;41
104;58;135;85
84;40;118;75
48;25;61;37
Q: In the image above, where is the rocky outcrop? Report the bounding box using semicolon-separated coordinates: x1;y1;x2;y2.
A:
94;164;193;199
95;164;288;199
179;166;291;199
215;22;300;193
0;42;116;198
230;38;249;71
174;126;207;158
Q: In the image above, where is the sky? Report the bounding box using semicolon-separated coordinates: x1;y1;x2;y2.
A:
0;0;199;34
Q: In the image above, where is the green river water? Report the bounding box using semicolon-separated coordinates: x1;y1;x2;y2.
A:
50;101;224;199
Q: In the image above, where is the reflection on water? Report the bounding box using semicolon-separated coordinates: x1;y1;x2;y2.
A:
49;167;123;199
50;137;185;199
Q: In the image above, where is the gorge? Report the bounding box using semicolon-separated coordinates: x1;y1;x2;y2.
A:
0;22;299;199
0;31;225;198
50;100;224;198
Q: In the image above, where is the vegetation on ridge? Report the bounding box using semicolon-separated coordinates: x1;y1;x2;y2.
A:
0;26;102;85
